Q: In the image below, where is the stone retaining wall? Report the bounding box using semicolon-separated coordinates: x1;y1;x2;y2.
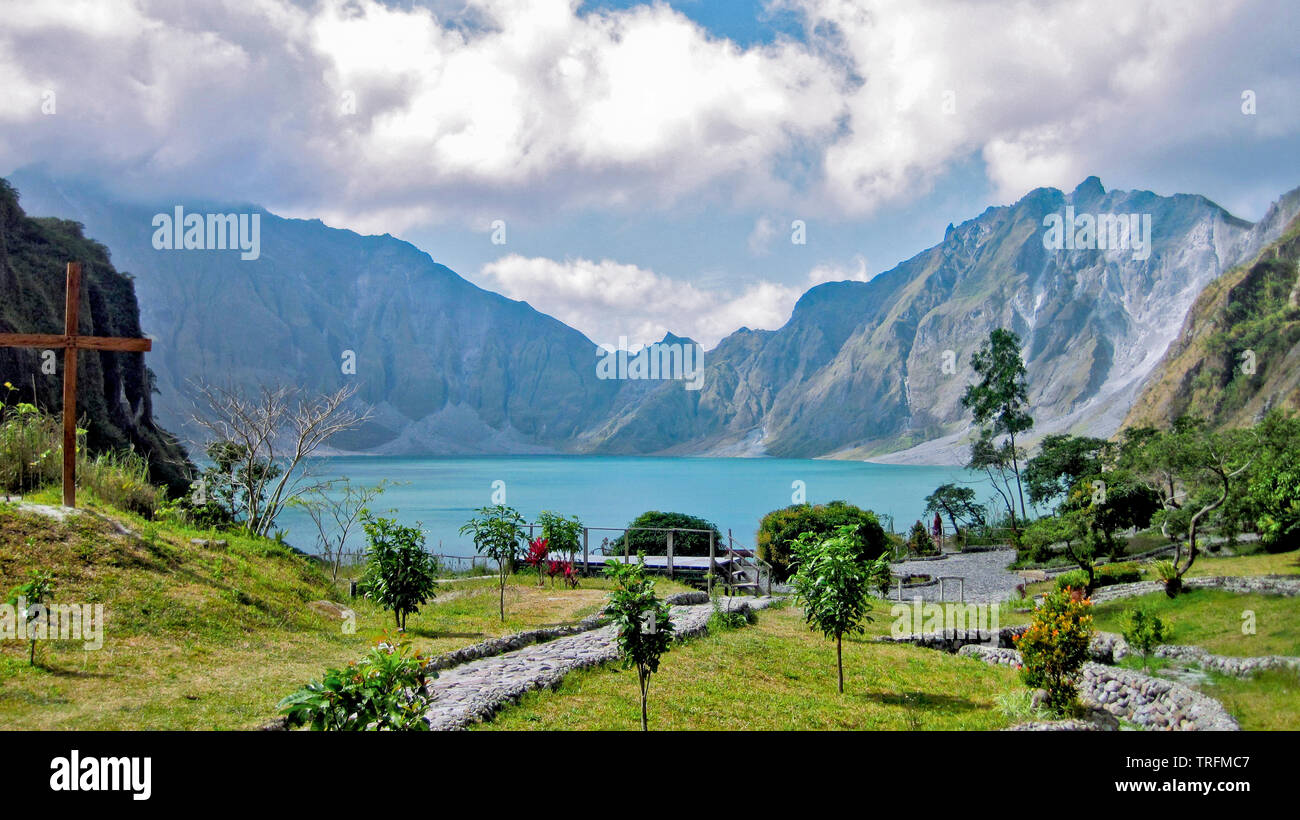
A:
1090;575;1300;604
1153;644;1300;677
957;645;1239;731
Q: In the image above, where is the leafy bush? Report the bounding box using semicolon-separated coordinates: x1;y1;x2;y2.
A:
1054;569;1090;592
1013;586;1095;716
537;510;583;560
358;513;439;631
6;568;53;665
1153;559;1181;597
1122;607;1169;670
277;641;435;730
610;510;721;558
757;501;887;580
905;519;939;556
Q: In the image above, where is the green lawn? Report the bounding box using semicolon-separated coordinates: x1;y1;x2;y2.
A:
1200;668;1300;731
1090;589;1300;658
478;605;1024;731
0;500;690;729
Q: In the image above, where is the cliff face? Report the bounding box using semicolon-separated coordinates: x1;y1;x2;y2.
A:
0;179;190;492
585;179;1300;463
1125;203;1300;431
7;171;624;454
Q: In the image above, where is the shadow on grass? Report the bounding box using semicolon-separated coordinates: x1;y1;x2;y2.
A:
864;690;985;713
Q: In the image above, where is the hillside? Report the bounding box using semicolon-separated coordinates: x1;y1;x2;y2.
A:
0;180;190;491
1125;210;1300;429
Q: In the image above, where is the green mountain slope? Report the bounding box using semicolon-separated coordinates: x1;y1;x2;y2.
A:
1125;213;1300;429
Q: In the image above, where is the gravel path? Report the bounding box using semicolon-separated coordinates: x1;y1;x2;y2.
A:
890;549;1023;603
421;596;782;730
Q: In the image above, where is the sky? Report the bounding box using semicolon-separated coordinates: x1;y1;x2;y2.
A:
1;0;1298;348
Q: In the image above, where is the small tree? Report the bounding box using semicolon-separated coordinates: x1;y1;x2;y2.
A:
790;524;875;693
460;505;527;620
1122;607;1168;671
1013;587;1094;716
7;569;53;666
537;510;583;562
603;555;675;730
358;513;438;631
293;478;392;583
905;519;939;556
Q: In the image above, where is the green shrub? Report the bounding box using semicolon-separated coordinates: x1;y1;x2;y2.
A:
905;520;939;556
1013;587;1095;716
1053;569;1090;592
1122;607;1169;670
277;641;435;730
757;501;887;580
358;513;439;631
610;510;722;558
1095;563;1142;585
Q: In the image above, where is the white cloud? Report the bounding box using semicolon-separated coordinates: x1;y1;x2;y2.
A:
478;250;880;348
0;0;1293;232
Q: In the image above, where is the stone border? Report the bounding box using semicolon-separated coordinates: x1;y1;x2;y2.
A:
1090;575;1300;604
956;645;1239;731
1153;644;1300;677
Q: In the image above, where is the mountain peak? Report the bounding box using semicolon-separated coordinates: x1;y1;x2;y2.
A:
1072;176;1106;201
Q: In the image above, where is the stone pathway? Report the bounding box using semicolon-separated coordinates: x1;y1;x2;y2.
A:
891;549;1023;603
421;595;782;730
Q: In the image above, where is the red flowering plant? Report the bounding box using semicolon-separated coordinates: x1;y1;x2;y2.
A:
1012;586;1095;716
562;561;580;589
525;537;549;586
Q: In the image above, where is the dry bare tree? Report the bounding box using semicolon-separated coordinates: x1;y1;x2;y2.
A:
187;381;371;538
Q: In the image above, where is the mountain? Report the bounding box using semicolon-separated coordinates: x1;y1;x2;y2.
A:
9;168;1299;465
1125;200;1300;430
579;178;1300;463
0;179;190;491
7;169;625;455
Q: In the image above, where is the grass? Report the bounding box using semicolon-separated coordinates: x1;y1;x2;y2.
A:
478;605;1025;731
1089;588;1300;658
1200;668;1300;731
0;499;690;729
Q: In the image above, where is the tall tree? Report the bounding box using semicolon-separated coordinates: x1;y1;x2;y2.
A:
962;329;1033;522
1024;434;1112;509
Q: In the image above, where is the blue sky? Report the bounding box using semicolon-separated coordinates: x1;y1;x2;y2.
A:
1;0;1297;347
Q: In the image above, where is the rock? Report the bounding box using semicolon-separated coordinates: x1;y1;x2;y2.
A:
308;600;356;621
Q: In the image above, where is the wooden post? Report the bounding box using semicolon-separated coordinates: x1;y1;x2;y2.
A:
61;263;80;508
708;530;715;596
582;527;589;576
727;529;734;596
624;528;630;563
666;530;674;579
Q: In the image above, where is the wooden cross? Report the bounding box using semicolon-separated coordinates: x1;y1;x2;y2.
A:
0;262;152;507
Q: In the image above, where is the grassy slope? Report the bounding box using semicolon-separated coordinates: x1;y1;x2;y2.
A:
0;497;689;729
480;605;1022;731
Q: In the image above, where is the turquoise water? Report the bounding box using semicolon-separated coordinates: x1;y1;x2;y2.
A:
273;455;986;557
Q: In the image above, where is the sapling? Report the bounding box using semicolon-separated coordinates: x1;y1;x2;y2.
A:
1122;607;1169;670
460;505;527;620
603;554;675;730
790;524;875;693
